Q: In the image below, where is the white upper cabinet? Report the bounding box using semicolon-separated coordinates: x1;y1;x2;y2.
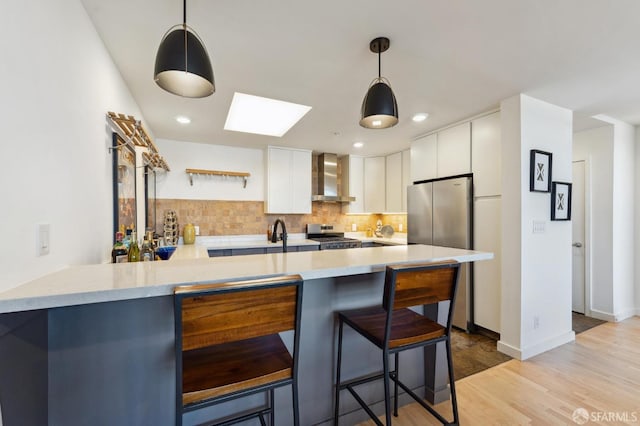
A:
264;147;311;214
411;134;437;182
364;156;386;213
437;122;471;177
471;111;501;197
401;149;410;211
340;155;364;214
385;152;402;212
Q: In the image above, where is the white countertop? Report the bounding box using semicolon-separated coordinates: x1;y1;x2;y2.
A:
0;244;492;314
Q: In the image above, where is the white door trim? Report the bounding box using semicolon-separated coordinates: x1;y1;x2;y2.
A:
573;158;593;317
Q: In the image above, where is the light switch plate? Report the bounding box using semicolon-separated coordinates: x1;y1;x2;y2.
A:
532;220;545;234
37;224;50;256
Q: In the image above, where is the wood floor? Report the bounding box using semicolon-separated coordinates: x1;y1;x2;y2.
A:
358;316;640;425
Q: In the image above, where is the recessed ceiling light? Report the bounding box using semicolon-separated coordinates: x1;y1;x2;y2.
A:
175;115;191;124
224;92;312;137
412;113;429;122
353;142;364;148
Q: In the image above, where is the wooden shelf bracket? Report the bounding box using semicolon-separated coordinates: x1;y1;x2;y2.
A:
186;168;250;188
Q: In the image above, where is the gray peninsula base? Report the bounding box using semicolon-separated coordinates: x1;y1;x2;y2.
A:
0;273;453;425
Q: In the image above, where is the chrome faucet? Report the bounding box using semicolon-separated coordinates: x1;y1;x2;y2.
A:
271;218;288;252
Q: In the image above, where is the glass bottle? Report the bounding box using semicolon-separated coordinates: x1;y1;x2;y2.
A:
141;236;155;262
127;231;140;262
111;232;128;263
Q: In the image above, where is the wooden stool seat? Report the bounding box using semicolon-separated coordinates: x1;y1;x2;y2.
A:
183;334;293;405
334;261;461;425
340;306;446;349
174;275;303;425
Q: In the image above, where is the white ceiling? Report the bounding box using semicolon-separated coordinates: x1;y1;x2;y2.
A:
80;0;640;156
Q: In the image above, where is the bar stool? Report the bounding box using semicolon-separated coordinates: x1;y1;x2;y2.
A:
334;261;460;425
174;275;303;426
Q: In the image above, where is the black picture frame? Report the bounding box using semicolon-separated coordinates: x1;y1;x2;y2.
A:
551;181;572;221
529;149;552;192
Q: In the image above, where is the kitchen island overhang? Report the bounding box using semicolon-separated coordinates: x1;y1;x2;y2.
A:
0;245;492;425
0;244;492;314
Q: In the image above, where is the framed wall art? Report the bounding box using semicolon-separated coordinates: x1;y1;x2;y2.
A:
551;181;572;221
112;133;136;241
529;149;552;192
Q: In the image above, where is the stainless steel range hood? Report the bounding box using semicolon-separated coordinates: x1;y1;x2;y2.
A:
312;153;356;202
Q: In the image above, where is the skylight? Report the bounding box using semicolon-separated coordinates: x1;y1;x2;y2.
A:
224;93;311;137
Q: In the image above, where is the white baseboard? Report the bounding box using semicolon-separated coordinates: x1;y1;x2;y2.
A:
588;308;636;322
498;330;576;360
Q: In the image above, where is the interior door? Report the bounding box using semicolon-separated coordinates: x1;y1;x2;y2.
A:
572;161;586;313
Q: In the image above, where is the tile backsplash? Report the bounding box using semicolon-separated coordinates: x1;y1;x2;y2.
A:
155;199;407;236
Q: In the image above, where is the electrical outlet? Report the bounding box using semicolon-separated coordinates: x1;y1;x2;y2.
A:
351;223;357;232
194;225;200;236
399;223;403;232
37;224;50;256
533;315;540;330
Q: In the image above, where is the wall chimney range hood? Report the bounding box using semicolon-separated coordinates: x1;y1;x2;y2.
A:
312;153;356;203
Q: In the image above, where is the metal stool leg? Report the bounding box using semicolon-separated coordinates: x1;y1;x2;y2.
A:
446;337;459;425
383;349;392;425
292;377;300;426
334;319;344;425
393;352;399;417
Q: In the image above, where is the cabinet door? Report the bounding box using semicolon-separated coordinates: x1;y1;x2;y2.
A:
265;147;311;214
385;152;402;212
290;149;312;213
265;147;292;213
341;156;364;214
473;197;501;333
364;156;386;213
411;134;437;182
472;112;501;197
401;149;410;212
437;122;471;177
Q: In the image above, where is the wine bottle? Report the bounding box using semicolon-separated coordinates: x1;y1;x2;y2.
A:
111;232;128;263
127;231;140;262
141;236;154;262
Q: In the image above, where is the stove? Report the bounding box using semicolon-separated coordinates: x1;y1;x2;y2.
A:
306;224;362;250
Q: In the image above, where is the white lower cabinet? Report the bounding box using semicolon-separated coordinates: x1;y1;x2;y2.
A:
473;197;501;333
265;147;311;214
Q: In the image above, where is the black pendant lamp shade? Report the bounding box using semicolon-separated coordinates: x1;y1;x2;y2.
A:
360;37;398;129
154;0;214;98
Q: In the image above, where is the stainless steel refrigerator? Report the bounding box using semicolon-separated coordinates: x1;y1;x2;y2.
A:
407;174;473;331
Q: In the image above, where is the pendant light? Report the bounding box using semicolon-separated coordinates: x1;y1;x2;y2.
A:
154;0;215;98
360;37;398;129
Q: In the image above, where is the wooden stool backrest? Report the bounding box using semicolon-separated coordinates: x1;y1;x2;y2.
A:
175;275;302;351
383;261;460;311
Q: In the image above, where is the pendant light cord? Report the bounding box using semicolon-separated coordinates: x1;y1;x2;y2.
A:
183;0;187;27
378;45;382;79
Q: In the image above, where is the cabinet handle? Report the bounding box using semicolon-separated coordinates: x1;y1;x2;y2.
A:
572;242;583;248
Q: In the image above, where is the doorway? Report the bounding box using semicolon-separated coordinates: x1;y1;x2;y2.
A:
572;160;586;313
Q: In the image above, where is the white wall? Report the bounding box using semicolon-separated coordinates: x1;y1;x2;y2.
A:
573;125;614;315
610;119;636;320
0;0;145;291
636;127;640;314
155;139;264;201
499;94;574;360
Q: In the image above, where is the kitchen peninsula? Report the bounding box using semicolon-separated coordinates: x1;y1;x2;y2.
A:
0;245;491;426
